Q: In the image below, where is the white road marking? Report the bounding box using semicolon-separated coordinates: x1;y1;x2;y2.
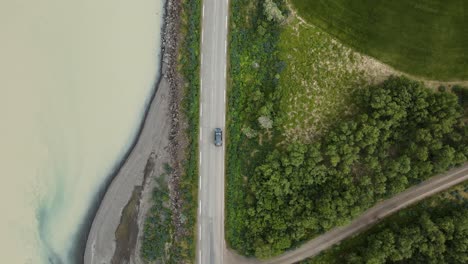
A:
199;2;230;263
211;85;215;102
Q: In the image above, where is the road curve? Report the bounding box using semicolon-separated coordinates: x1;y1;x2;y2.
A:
197;0;229;263
224;164;468;264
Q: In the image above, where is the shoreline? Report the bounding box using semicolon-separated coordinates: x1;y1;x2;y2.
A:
76;0;181;262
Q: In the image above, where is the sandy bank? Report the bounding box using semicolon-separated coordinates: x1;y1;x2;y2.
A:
83;72;171;263
83;0;182;262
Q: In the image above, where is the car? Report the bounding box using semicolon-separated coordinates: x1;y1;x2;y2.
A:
214;128;223;146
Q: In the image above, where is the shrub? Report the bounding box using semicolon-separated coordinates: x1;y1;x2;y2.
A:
264;0;285;23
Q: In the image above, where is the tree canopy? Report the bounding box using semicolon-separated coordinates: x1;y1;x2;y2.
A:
303;187;468;264
243;77;468;258
340;209;468;264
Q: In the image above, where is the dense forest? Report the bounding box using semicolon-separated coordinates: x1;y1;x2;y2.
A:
326;208;468;263
243;77;468;258
452;85;468;116
302;184;468;264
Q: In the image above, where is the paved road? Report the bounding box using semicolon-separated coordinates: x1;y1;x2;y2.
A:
197;0;229;263
224;164;468;264
197;1;468;264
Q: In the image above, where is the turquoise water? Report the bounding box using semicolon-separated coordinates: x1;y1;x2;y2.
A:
0;1;164;263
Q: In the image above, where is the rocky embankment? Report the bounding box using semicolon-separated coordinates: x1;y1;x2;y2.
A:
163;0;189;248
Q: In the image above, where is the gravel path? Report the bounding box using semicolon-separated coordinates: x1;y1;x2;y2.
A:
224;164;468;264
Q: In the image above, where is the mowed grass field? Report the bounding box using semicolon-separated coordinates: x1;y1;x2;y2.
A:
291;0;468;80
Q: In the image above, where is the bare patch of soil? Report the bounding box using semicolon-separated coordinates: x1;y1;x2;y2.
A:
358;54;468;89
112;186;142;264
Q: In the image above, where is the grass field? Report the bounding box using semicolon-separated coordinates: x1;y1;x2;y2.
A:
291;0;468;81
276;18;366;142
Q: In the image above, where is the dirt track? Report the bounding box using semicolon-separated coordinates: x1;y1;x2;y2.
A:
225;164;468;264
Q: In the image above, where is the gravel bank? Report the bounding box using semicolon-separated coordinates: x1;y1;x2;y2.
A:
83;0;182;262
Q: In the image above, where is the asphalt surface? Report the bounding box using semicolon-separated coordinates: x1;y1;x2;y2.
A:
197;0;229;263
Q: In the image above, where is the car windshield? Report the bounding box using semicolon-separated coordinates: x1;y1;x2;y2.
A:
215;129;222;145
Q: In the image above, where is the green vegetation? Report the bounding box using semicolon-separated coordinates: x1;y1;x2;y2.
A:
276;17;365;141
140;0;201;262
452;85;468;116
227;0;468;259
244;77;467;258
227;1;367;251
291;0;468;80
226;0;285;253
301;183;468;264
174;0;201;261
141;175;172;262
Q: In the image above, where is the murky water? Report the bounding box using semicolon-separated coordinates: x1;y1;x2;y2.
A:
0;1;163;263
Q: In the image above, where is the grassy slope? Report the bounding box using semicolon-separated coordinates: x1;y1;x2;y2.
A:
177;0;201;261
276;18;365;141
291;0;468;81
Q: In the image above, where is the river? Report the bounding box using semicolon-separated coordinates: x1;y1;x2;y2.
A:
0;0;164;263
